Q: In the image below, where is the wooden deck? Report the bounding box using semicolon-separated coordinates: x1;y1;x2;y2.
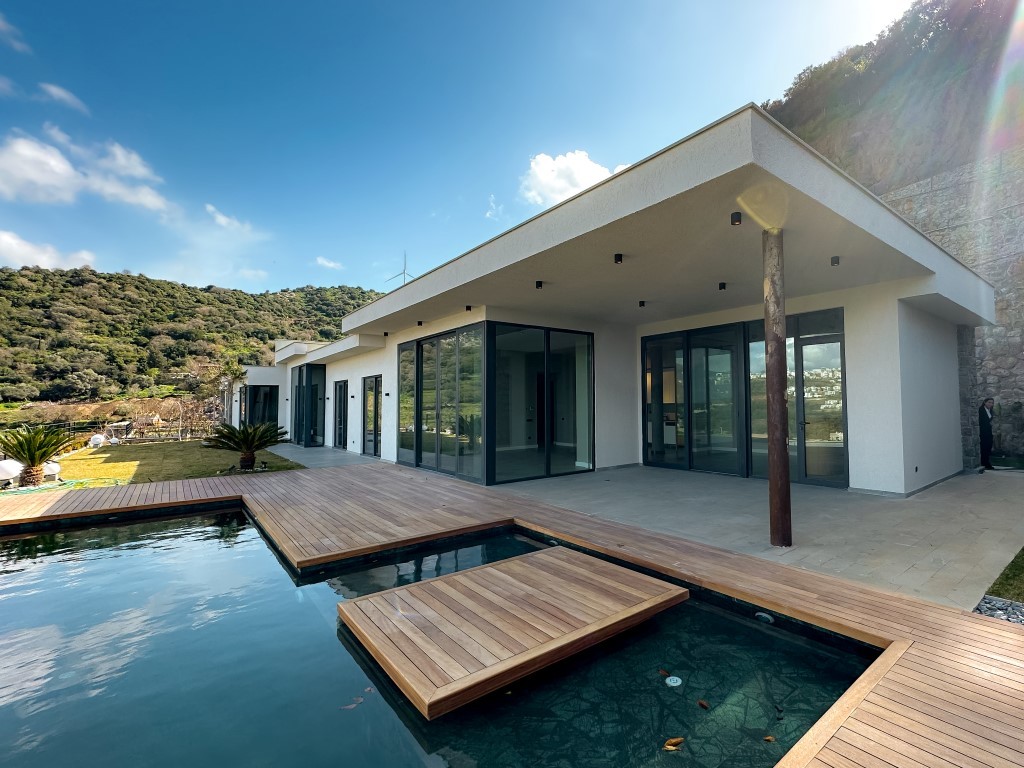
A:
337;545;689;718
1;461;1022;766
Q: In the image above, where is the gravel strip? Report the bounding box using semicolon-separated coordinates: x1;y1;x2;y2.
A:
974;595;1024;624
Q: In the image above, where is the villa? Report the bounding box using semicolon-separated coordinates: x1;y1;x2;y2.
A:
232;104;995;497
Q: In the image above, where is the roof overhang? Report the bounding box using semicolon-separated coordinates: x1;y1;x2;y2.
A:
302;334;386;364
341;105;994;335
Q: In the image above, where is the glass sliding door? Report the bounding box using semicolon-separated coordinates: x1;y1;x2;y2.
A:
457;326;483;480
290;364;326;447
798;338;846;485
494;325;546;482
549;331;593;475
362;375;381;457
438;334;458;474
397;343;416;464
408;324;485;482
689;327;742;475
418;340;438;469
747;328;797;479
333;381;348;450
492;323;593;483
241;385;279;426
644;336;687;467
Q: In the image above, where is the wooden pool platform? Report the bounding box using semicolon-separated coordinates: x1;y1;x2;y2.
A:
338;545;688;719
1;462;1022;766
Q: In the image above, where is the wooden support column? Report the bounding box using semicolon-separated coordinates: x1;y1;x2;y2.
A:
763;227;792;547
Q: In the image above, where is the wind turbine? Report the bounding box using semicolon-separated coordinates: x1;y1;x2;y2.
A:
386;251;415;287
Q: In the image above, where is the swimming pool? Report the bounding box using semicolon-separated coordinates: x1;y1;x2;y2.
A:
0;513;872;767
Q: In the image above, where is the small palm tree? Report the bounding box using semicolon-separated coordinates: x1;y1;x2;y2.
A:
0;426;73;487
206;422;288;471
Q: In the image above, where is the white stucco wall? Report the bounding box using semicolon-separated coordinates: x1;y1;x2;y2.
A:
897;301;963;492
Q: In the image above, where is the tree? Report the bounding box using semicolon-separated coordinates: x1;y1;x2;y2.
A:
0;426;72;486
0;383;39;402
204;422;288;470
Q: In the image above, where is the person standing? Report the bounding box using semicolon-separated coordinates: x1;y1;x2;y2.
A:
979;397;995;470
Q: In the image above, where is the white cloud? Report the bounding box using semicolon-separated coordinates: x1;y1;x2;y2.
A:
519;150;626;207
0;76;14;98
0;130;168;210
485;194;503;221
95;142;161;181
238;268;268;281
37;83;89;115
204;203;252;233
0;230;96;269
0;136;80;203
316;256;344;270
83;172;167;211
0;13;30;54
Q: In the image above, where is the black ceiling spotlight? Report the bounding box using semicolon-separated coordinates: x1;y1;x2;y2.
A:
536;280;543;289
831;256;841;267
638;300;646;308
417;321;423;326
383;332;389;337
614;253;623;264
465;305;472;311
731;211;742;226
719;282;727;291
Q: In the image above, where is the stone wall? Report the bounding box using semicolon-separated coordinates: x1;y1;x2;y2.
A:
884;146;1024;461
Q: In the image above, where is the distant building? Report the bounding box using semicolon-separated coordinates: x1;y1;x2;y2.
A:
233;106;993;497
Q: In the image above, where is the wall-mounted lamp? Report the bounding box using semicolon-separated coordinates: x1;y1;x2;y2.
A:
638;300;646;308
614;253;623;264
350;394;355;399
830;256;840;267
719;282;727;291
730;211;742;226
536;280;543;290
465;305;472;312
384;393;390;397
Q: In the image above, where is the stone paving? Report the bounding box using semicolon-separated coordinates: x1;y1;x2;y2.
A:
504;465;1024;611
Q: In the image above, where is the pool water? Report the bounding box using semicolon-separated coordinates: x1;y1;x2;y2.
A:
0;514;872;768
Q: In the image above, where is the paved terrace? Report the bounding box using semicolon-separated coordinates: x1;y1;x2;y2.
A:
0;463;1022;767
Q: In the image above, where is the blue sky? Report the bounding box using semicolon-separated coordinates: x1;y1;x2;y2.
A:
0;1;912;293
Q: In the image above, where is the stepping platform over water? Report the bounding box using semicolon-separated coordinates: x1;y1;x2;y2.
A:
337;545;688;719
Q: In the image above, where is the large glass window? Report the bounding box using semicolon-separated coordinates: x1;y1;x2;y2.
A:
747;326;797;479
493;324;592;483
241;385;279;426
689;326;743;475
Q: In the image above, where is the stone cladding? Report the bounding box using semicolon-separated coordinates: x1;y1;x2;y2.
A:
884;146;1024;462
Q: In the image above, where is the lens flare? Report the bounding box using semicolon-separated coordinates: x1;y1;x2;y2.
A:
981;2;1024;157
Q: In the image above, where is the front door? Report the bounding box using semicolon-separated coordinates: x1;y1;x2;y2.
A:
334;380;348;450
796;337;847;485
362;375;382;457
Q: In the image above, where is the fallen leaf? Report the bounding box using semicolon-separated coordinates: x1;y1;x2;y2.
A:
664;737;685;747
662;745;680;752
364;687;375;693
658;669;670;676
764;735;776;743
340;696;365;710
697;699;710;710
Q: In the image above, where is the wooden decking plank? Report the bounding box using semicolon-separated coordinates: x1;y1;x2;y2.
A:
845;712;1005;768
338;546;688;719
354;598;454;687
874;678;1024;739
418;581;531;654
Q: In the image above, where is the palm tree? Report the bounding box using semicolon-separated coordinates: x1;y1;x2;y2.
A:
206;422;288;471
0;426;73;487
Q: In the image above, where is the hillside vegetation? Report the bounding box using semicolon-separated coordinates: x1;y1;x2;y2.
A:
764;0;1017;193
0;266;380;402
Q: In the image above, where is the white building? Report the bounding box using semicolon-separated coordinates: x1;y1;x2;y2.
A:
231;105;994;497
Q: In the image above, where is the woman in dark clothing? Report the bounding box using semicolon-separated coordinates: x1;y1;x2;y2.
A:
979;397;995;470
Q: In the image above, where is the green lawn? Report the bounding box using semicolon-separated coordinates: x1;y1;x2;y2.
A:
58;440;304;485
988;547;1024;603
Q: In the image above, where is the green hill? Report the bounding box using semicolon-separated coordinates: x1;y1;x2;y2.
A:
0;266;381;402
764;0;1017;193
